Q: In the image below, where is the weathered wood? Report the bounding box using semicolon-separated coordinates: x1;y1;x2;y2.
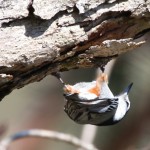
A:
0;0;150;100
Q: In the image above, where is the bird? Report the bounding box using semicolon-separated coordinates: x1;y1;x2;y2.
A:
52;72;133;126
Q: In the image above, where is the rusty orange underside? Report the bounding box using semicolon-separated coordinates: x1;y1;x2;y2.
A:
64;73;108;97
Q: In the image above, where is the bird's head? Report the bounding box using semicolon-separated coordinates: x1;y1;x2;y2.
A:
117;83;133;111
113;83;133;122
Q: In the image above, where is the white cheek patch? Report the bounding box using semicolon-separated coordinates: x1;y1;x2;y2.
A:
113;99;127;121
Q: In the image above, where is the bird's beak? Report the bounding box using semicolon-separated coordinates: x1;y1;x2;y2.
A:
124;83;133;94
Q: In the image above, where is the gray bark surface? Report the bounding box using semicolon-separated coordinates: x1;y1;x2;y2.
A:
0;0;150;100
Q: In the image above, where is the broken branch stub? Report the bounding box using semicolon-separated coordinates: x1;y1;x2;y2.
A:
0;0;150;101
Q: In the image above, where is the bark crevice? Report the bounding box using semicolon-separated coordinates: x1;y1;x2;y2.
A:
0;0;150;101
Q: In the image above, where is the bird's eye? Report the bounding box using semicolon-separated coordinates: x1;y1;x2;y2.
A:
126;101;130;107
125;98;130;109
123;95;130;108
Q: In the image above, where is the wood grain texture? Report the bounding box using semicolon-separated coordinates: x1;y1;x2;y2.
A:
0;0;150;100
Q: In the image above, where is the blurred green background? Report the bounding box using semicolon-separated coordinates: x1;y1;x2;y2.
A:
0;33;150;150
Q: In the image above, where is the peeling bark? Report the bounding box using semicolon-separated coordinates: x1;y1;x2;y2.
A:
0;0;150;101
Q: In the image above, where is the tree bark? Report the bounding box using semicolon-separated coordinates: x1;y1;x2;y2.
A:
0;0;150;101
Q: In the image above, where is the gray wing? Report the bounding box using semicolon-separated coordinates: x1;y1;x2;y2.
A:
64;93;119;125
64;98;118;125
64;93;118;113
73;98;119;113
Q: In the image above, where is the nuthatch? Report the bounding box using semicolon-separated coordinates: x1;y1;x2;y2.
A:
52;71;133;126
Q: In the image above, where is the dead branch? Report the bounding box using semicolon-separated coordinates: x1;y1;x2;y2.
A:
0;0;150;100
0;129;98;150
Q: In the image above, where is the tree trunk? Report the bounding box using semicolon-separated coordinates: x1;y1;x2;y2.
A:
0;0;150;101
